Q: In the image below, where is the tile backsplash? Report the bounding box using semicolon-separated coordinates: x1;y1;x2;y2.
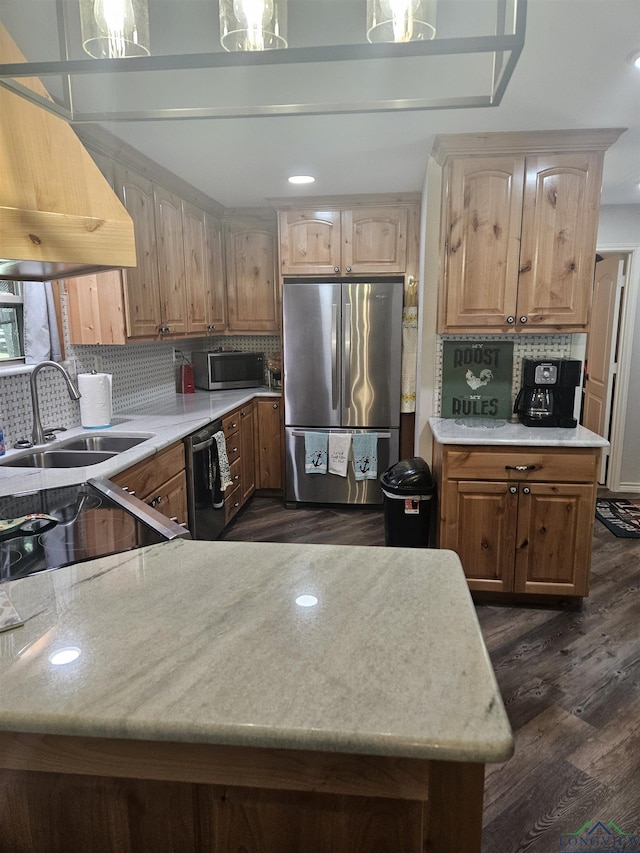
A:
0;296;281;449
433;333;573;416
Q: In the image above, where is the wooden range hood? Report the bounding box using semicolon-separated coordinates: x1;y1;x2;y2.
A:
0;24;136;282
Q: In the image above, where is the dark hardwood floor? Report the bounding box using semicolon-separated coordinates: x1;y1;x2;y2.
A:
223;495;640;852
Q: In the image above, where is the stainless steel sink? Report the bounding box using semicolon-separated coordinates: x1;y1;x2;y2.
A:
0;450;117;468
0;432;155;468
58;433;154;453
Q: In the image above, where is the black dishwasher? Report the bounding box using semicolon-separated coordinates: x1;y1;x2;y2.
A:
184;420;226;540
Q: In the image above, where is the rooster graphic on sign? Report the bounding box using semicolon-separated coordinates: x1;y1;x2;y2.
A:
465;368;494;391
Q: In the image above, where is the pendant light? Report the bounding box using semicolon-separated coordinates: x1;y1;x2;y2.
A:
80;0;150;59
366;0;437;43
219;0;287;51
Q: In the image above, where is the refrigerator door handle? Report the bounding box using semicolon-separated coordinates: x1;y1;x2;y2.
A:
343;301;351;410
331;302;339;411
290;430;392;438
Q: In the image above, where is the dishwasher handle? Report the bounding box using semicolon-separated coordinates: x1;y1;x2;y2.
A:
191;436;215;453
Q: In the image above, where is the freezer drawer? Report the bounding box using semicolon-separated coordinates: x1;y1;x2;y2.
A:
285;428;400;505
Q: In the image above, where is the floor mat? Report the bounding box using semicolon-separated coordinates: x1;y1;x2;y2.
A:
595;499;640;538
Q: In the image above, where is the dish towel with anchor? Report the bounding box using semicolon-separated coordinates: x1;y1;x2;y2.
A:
213;431;232;491
304;432;328;474
352;433;378;481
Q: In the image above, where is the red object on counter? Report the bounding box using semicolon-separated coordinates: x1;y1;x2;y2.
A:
177;363;195;394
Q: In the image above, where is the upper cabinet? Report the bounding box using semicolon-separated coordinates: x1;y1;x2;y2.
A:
114;163;163;338
225;219;279;332
434;129;624;334
278;205;413;277
154;184;188;336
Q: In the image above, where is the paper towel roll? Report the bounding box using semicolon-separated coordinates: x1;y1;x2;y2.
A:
78;372;113;428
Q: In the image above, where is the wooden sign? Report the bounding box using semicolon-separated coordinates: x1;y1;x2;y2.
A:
441;341;514;419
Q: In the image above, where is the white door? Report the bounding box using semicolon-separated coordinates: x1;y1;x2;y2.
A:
582;254;625;482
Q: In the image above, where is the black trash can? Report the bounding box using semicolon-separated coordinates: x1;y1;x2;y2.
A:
380;457;436;548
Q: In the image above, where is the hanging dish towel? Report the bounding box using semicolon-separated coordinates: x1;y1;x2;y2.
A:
305;432;328;474
352;433;378;481
213;431;232;491
328;432;351;477
401;305;418;413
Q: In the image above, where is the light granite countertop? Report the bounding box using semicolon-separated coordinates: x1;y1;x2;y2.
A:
0;539;513;763
0;388;279;498
429;416;609;448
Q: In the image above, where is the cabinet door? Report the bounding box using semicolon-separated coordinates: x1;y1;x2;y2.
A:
204;212;227;332
145;470;188;528
278;210;342;275
513;483;595;596
444;156;524;330
517;152;603;330
154;185;187;335
182;201;209;336
226;222;278;331
440;479;518;592
65;271;126;345
113;164;162;338
255;398;283;490
342;207;408;274
240;402;256;503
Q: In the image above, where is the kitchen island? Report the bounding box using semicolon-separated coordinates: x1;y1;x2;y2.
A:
0;539;512;852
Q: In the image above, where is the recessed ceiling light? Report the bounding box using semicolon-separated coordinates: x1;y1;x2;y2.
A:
288;175;315;185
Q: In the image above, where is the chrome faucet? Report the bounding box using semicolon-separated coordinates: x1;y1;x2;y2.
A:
30;361;81;447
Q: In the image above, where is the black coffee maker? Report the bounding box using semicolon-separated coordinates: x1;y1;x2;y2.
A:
514;358;582;427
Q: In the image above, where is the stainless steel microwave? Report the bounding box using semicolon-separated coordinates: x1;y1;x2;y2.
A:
192;350;264;391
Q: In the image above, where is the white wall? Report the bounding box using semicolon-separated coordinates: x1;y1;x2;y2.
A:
598;205;640;489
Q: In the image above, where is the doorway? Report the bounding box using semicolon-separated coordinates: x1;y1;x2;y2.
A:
581;248;639;490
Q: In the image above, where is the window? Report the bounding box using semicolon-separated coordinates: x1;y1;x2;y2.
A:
0;281;24;361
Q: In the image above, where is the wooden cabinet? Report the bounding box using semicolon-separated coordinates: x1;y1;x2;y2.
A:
434;444;600;597
154;185;188;335
114;163;163;339
254;397;284;491
112;441;188;528
278;206;410;276
222;402;256;524
204;212;227;332
225;219;278;332
66;165;226;344
433;130;623;334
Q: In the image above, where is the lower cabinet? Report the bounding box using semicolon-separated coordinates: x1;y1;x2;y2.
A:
434;444;600;597
254;397;284;491
222;402;256;525
112;441;188;528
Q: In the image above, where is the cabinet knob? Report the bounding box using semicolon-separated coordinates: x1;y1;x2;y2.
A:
519;316;528;324
523;487;531;494
345;266;352;273
272;403;279;409
231;447;238;453
506;316;515;324
509;486;518;494
505;464;536;471
207;325;216;331
334;267;340;273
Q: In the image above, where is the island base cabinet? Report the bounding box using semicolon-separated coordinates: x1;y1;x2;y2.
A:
0;733;487;853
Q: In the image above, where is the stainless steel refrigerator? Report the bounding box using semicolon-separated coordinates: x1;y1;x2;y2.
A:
283;278;403;504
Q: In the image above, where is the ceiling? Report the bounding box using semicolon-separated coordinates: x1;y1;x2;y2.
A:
2;0;639;208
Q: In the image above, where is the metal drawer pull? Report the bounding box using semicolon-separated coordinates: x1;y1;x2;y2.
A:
505;464;536;471
509;486;518;494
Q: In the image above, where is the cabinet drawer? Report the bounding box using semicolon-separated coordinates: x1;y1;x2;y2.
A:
225;483;243;524
222;411;240;438
226;436;241;466
229;457;242;491
113;441;185;499
444;447;598;483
